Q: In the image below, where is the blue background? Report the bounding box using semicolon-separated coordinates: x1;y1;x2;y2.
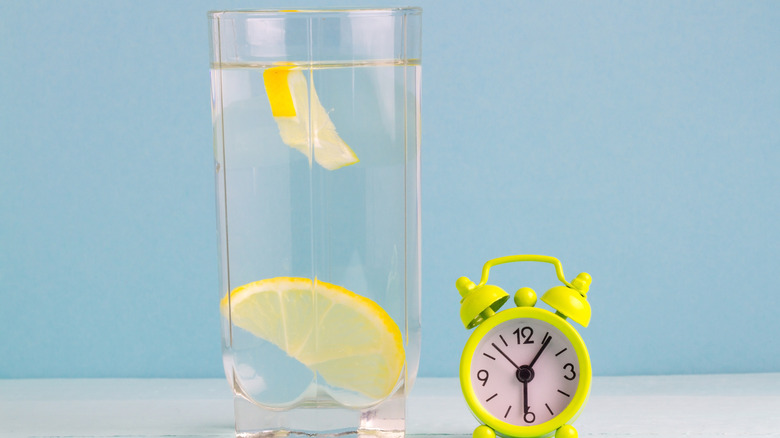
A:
1;0;778;379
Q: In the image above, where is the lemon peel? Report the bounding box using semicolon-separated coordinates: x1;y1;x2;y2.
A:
222;277;403;399
263;67;359;170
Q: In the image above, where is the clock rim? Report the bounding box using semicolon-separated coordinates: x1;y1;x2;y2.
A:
459;306;592;437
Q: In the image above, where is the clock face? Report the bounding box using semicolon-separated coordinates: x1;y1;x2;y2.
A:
469;317;581;426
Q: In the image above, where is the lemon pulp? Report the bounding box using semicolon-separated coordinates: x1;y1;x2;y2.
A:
221;277;404;400
263;67;359;170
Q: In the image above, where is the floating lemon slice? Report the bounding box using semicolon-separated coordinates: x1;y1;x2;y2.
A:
221;277;404;399
263;67;359;170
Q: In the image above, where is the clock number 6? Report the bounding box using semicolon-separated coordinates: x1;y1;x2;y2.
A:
563;363;576;381
524;410;535;423
477;369;489;386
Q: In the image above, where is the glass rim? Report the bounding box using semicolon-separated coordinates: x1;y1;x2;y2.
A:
208;7;421;19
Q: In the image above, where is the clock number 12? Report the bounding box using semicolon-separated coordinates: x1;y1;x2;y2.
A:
513;327;534;344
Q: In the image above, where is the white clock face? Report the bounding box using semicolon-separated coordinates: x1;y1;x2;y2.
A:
469;317;580;426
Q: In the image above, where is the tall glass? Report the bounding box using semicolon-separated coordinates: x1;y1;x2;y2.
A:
209;8;421;438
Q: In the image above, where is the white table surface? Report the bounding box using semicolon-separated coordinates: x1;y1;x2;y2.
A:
1;374;779;437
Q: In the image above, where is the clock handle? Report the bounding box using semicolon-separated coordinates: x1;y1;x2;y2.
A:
477;255;574;289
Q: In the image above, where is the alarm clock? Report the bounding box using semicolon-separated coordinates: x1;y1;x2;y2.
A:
457;255;592;438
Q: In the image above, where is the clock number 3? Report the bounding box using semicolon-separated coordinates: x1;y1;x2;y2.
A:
477;369;489;386
563;363;577;381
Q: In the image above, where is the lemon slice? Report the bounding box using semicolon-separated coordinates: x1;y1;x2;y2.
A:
263;67;359;170
221;277;404;399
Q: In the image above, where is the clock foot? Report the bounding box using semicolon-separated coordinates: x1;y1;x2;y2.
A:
555;424;577;438
473;425;496;438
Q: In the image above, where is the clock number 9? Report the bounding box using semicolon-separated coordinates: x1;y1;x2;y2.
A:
477;369;489;386
563;363;576;381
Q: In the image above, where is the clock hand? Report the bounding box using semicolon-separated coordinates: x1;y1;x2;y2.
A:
528;335;551;369
522;379;529;415
492;343;520;369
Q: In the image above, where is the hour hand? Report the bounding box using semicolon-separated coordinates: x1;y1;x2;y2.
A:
492;342;520;369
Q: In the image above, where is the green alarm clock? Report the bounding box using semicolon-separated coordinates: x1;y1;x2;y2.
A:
457;255;592;438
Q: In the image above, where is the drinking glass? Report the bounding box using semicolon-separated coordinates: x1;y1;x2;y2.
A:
209;8;421;437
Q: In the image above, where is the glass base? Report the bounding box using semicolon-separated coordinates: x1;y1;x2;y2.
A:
234;392;406;438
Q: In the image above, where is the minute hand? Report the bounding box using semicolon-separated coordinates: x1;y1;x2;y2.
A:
528;336;551;368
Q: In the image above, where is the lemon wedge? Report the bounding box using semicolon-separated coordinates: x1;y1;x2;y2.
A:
263;67;359;170
221;277;404;399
